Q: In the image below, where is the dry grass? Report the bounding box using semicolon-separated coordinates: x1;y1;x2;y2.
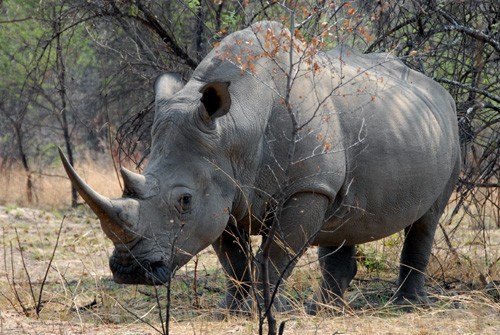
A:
0;154;123;209
0;159;499;334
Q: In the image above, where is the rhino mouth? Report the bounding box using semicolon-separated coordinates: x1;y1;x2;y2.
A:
109;255;171;285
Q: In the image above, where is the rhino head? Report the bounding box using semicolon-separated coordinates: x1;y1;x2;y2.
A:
60;73;237;285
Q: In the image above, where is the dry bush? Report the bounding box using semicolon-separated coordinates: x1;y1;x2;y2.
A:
429;193;499;289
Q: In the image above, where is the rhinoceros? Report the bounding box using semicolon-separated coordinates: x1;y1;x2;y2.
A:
59;21;460;312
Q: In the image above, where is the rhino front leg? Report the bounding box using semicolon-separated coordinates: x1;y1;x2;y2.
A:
256;192;330;310
212;223;251;312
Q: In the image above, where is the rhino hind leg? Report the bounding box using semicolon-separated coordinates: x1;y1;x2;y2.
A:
211;224;251;313
307;245;357;315
394;211;439;307
394;199;446;307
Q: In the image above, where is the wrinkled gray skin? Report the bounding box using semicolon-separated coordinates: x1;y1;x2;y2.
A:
60;21;460;312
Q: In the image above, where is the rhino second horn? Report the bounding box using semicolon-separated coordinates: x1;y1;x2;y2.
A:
121;167;147;197
58;148;135;244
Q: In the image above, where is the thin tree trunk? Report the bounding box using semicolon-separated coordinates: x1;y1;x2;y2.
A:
195;3;204;62
14;124;33;204
55;9;77;208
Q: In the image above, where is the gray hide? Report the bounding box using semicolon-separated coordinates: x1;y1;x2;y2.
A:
60;21;460;311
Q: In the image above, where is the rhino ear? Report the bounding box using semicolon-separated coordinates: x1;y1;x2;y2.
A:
155;73;184;102
199;81;231;119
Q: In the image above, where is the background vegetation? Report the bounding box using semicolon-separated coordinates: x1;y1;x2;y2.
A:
0;0;498;334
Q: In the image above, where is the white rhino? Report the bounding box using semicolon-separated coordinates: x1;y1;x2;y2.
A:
60;21;460;312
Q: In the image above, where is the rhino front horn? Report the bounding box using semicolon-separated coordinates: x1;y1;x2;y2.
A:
121;167;146;197
58;148;136;244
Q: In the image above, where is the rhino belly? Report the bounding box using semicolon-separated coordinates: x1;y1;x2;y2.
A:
312;170;447;246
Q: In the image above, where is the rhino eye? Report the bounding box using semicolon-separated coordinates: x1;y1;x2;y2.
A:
179;193;192;213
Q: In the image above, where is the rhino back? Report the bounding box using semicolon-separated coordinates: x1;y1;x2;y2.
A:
315;47;460;245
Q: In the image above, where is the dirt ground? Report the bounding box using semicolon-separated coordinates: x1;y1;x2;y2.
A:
0;206;498;334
